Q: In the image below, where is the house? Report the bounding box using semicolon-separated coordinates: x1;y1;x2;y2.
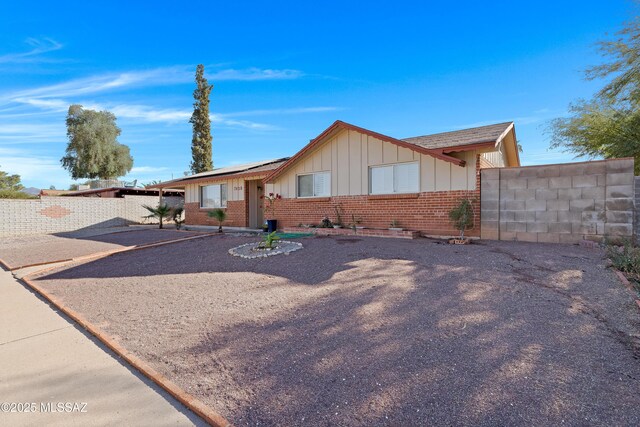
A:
147;159;290;229
148;120;519;236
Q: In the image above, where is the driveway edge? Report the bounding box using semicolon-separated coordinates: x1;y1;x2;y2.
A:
19;274;233;427
613;269;640;310
2;232;219;271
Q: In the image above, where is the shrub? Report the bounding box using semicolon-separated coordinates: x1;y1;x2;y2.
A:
448;198;475;238
0;190;37;199
607;241;640;281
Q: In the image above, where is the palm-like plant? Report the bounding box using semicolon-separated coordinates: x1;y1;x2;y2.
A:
143;203;173;229
208;208;226;232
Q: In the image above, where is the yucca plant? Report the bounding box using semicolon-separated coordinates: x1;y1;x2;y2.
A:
208;208;226;232
261;231;280;249
143;203;173;229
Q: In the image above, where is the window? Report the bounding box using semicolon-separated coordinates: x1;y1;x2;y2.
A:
200;184;227;208
369;162;419;194
297;172;330;198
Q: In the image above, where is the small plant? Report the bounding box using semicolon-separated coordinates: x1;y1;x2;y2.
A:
261;192;282;219
172;206;185;230
261;231;280;249
389;219;401;229
333;205;344;226
607;240;640;294
319;216;333;228
208;208;227;232
143;203;173;229
448;198;475;239
349;214;363;232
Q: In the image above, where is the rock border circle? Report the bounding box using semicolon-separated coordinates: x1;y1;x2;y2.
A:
228;240;303;259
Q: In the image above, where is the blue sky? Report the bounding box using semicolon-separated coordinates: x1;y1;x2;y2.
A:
0;1;634;189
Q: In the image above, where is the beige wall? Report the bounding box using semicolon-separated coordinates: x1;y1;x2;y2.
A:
481;158;634;243
184;178;245;205
266;129;477;198
481;149;506;168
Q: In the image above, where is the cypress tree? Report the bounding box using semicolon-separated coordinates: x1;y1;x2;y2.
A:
189;64;214;174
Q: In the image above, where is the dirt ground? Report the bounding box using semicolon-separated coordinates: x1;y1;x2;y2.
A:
30;235;640;426
0;227;207;269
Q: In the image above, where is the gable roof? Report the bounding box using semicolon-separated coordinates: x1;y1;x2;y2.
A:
264;120;465;183
402;122;514;151
146;158;289;189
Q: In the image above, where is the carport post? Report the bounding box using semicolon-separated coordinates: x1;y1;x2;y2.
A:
159;188;164;206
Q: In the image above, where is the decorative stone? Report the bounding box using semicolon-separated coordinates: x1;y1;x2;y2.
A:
228;240;303;259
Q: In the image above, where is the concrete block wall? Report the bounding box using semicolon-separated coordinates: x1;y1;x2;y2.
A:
0;195;183;237
481;158;634;243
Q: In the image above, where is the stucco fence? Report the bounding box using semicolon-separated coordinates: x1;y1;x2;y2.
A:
0;195;183;237
480;158;635;244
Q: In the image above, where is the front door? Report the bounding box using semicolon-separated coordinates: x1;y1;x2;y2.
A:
247;180;264;229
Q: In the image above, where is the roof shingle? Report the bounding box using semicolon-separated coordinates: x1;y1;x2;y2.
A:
402;122;513;150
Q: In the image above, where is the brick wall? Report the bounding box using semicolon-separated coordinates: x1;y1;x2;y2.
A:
481;158;634;243
270;190;480;237
0;195;183;237
184;200;248;227
184;155;482;236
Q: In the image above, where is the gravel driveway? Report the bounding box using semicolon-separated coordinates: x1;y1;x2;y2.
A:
30;235;640;426
0;228;206;269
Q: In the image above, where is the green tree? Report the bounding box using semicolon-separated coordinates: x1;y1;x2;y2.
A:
549;16;640;173
61;104;133;180
0;165;24;191
189;64;214;174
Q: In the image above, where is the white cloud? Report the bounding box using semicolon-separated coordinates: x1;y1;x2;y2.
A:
222;106;340;117
208;68;303;81
0;123;66;143
0;38;63;64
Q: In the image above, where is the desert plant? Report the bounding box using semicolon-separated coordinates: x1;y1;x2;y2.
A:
208;208;227;232
333;205;343;226
261;192;282;219
607;241;640;295
319;216;333;228
349;214;363;232
261;231;280;249
389;219;400;228
172;206;185;230
448;198;475;238
143;203;173;229
0;189;36;199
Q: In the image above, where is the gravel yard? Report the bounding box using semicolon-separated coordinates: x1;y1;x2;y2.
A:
29;235;640;426
0;228;207;269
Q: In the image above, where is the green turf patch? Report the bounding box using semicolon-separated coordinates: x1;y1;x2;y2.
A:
275;232;314;239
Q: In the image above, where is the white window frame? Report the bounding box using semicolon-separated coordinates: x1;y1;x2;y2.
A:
296;171;331;198
369;161;419;195
199;183;227;208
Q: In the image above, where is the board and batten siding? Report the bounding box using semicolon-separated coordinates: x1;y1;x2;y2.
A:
184;178;245;205
266;129;477;198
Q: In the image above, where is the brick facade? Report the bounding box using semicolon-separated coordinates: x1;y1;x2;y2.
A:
184;200;248;228
184;155;482;237
271;190;480;237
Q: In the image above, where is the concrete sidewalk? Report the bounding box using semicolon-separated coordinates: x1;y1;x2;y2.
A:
0;267;207;427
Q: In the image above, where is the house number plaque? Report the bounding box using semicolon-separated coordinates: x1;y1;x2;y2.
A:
233;186;243;191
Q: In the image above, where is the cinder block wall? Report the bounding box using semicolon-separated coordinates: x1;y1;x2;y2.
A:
480;158;634;243
0;195;183;237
